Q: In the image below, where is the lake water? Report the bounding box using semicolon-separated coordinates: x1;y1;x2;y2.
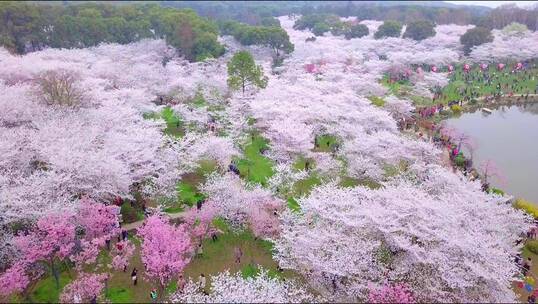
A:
445;103;538;204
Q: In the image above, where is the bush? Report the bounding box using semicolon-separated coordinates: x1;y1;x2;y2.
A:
374;20;402;39
490;188;505;196
526;240;538;255
39;70;83;106
460;26;493;55
450;104;462;114
454;154;465;168
344;24;369;39
514;198;538;219
403;20;436;41
312;22;330;36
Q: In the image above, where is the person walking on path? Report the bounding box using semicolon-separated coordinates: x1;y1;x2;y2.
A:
197;243;203;257
177;274;186;293
234;246;243;264
150;289;157;302
131;268;138;286
199;273;207;294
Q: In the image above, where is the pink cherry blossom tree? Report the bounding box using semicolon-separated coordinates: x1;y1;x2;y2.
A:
368;282;415;303
76;197;121;242
183;203;218;245
13;213;77;290
137;215;193;298
0;262;30;297
59;273;108;303
109;240;136;272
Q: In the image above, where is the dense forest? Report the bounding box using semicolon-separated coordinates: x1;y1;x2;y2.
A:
168;1;538;30
1;1;536;61
0;1;295;62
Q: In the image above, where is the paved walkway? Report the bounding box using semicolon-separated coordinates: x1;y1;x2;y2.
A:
121;211;185;231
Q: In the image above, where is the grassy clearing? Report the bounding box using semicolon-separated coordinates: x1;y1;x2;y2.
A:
181;220;296;293
313;134;339;153
190;91;207;108
143;107;185;138
163;160;218;213
106;287;134;303
380;75;412;96
25;270;73;303
287;197;301;213
292;156;315;172
235;134;274;186
292;174;322;198
383;161;409;179
339;176;382;189
368;96;386;107
439;65;538;104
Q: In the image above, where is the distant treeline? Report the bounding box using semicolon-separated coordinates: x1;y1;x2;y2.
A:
166;1;538;31
0;1;296;61
0;2;226;61
218;20;294;57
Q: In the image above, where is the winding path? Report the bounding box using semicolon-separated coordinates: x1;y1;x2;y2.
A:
121;211;185;231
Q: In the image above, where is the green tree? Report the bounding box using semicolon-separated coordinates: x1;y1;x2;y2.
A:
344;24;369;39
403;20;436;41
312;22;330;36
502;22;528;36
460;26;493;55
227;51;268;95
374;20;402;39
264;26;294;57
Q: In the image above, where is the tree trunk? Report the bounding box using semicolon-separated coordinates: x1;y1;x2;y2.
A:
50;258;60;290
158;283;165;301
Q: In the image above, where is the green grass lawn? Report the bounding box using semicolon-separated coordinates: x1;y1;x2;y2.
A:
287;197;301;212
235;134;274;186
292;156;315;171
163;159;218;213
381;62;538;107
439;65;538;104
368;96;386;107
26;270;73;303
182;220;296;293
339;176;382;189
292;174;322;197
313;134;339;153
380;75;412;96
106;287;134;303
190;91;207;108
143;107;185;138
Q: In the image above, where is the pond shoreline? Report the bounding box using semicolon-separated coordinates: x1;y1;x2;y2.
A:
466;95;538;112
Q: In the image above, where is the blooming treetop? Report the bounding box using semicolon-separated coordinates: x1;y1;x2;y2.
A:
110;240;136;271
76;197;120;241
201;173;283;232
274;164;531;302
137;215;193;288
0;262;29;296
368;282;415;304
470;29;538;62
59;273;108;303
170;270;319;303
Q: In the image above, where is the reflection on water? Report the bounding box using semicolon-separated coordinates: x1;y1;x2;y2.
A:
445;103;538;204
